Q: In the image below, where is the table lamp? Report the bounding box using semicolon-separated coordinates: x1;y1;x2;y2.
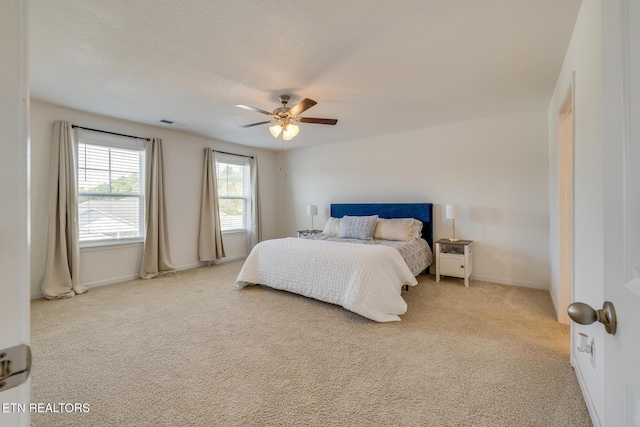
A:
307;205;318;231
445;204;461;242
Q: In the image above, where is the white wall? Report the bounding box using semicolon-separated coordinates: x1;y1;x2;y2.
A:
30;100;277;298
276;109;550;289
548;0;603;424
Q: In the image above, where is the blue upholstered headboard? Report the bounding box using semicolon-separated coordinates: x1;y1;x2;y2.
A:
330;203;433;251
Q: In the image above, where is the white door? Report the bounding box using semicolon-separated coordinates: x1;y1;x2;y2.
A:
0;1;31;426
601;1;640;425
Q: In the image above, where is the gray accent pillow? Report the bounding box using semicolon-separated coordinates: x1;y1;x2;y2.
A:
338;215;379;240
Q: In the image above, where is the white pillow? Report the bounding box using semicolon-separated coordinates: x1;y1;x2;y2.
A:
374;218;423;241
322;217;341;236
412;220;423;239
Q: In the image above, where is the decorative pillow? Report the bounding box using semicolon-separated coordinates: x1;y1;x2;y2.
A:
322;217;341;236
374;218;423;241
338;215;379;240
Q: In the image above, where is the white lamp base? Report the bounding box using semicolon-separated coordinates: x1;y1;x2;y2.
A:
449;219;459;242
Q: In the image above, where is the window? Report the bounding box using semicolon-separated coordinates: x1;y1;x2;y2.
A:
216;153;250;232
77;132;145;245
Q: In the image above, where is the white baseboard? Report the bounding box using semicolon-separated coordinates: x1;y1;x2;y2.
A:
30;272;139;300
85;274;139;289
548;288;561;322
573;356;602;427
31;258;247;300
175;262;202;271
471;274;549;290
219;255;246;262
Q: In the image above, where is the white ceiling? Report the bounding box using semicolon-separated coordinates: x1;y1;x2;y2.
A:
29;0;582;151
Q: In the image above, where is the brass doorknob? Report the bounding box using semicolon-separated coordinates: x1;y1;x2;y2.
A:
567;301;617;335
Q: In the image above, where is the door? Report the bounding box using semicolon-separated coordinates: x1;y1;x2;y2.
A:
602;1;640;425
0;1;30;426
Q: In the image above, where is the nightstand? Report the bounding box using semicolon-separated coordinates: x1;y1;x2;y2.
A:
297;230;322;237
435;239;473;287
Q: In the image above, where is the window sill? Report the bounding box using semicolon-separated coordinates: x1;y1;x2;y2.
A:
80;240;144;252
222;230;248;236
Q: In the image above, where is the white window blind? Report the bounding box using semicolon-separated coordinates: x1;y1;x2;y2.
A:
77;132;145;245
215;153;250;232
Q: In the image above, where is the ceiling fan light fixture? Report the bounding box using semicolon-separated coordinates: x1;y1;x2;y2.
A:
282;124;299;141
269;124;283;138
237;95;336;142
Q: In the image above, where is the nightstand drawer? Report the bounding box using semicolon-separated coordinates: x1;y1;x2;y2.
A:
439;253;465;277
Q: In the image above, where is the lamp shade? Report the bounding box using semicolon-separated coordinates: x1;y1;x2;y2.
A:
282;124;299;141
269;124;283;138
445;204;461;220
307;204;318;216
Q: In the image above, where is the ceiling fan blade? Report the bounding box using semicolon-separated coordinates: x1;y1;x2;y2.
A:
236;104;273;116
239;120;276;128
297;117;338;125
288;98;317;116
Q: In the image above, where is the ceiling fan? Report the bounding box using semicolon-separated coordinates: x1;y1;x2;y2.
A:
236;95;338;141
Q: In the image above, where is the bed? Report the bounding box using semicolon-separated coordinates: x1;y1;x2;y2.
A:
236;203;433;322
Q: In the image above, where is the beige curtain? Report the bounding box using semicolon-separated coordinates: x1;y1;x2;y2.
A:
249;156;262;249
140;138;176;279
198;148;225;261
41;121;87;299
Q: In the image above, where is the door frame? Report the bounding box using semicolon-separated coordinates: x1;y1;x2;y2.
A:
557;76;575;326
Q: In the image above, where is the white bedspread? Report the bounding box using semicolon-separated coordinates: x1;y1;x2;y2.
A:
236;237;418;322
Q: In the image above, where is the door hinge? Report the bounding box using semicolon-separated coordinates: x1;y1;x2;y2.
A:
0;344;31;392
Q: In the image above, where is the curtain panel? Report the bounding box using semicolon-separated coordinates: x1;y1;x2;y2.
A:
198;148;225;261
41;120;87;299
140;138;176;279
249;156;261;250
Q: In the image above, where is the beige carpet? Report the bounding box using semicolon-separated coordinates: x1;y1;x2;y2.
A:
30;260;591;426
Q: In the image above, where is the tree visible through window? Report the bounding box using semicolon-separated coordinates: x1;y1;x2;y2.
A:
77;138;145;244
216;156;250;232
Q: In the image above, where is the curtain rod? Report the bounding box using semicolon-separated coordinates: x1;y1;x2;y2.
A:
72;125;150;141
213;149;254;159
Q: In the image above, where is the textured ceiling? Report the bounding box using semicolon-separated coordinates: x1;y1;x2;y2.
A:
29;0;582;151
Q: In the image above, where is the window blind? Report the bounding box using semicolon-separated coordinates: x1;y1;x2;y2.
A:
215;153;250;232
77;135;145;244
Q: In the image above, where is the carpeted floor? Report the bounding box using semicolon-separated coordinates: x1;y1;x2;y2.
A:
30;260;591;426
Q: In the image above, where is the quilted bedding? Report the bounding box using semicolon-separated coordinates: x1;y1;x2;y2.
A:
236;237;418;322
300;234;432;276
